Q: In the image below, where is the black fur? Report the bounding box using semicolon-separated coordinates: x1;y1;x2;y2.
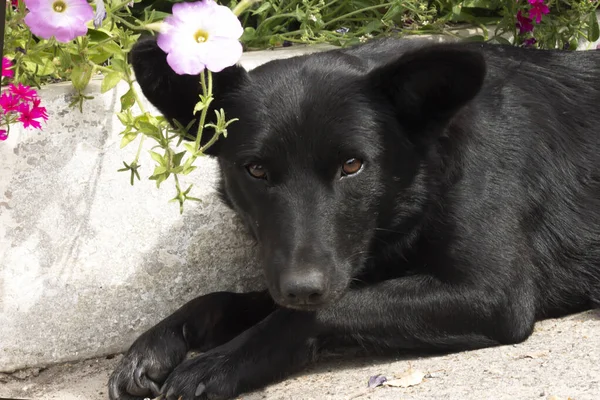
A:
109;37;600;400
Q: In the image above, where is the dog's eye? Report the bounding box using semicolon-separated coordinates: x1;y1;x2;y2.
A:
246;163;267;180
341;158;363;177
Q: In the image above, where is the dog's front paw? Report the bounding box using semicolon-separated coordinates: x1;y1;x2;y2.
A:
108;326;188;400
161;348;241;400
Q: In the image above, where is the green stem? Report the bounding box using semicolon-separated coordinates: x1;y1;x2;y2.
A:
110;14;146;31
324;0;350;20
232;0;261;16
174;173;182;192
89;61;113;74
199;131;222;153
323;0;341;9
130;84;148;164
257;12;300;27
322;3;394;28
108;0;135;13
194;71;213;151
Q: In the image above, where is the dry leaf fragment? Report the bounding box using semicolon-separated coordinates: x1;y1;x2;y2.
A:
383;367;425;388
515;351;548;360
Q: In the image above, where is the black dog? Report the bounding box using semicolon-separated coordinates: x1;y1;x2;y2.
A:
109;37;600;400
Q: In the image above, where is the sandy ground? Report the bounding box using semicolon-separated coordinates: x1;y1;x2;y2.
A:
1;309;599;400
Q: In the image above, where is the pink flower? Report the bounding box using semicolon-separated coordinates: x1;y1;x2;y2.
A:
8;83;38;102
522;37;538;47
516;10;534;34
2;57;14;79
24;0;94;43
528;0;549;24
0;130;7;141
17;102;47;129
157;0;243;75
0;92;21;113
31;98;49;121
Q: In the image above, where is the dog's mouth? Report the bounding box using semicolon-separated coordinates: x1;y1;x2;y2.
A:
271;288;346;312
280;303;325;312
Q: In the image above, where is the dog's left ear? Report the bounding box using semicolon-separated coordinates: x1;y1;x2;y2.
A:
368;44;486;135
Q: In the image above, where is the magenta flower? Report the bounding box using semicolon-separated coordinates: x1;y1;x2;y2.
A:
8;83;38;102
522;37;538;47
157;0;243;75
528;0;550;24
0;93;21;113
17;102;48;129
31;98;49;120
2;57;14;79
24;0;94;43
0;130;7;141
516;10;534;34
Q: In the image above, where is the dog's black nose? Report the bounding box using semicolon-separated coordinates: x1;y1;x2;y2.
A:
279;269;327;306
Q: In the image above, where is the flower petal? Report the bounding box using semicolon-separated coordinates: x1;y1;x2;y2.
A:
202;3;243;39
23;0;43;10
171;0;215;26
166;49;206;75
156;20;194;53
202;37;242;72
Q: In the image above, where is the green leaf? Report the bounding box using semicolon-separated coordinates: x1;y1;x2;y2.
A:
569;39;579;51
101;71;123;93
89;50;113;65
149;150;166;166
110;59;127;73
193;101;206;115
149;168;169;188
25;53;46;66
57;48;72;71
363;20;382;34
86;28;112;42
240;27;257;43
71;63;94;91
146;11;170;21
462;0;499;8
100;41;123;55
120;88;136;111
137;121;162;140
493;36;512;45
182;166;197;175
120;131;138;149
172;151;186;167
23;60;56;76
589;12;599;42
462;35;486;42
152;165;167;175
183;143;197;154
452;3;462;18
117;110;131;126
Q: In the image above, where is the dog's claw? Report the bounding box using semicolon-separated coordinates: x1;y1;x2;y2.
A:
195;383;206;397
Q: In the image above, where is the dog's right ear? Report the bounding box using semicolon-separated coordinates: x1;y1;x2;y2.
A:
129;37;248;153
368;44;485;143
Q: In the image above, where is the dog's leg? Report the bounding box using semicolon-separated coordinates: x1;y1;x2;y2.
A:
159;275;535;400
108;291;275;400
